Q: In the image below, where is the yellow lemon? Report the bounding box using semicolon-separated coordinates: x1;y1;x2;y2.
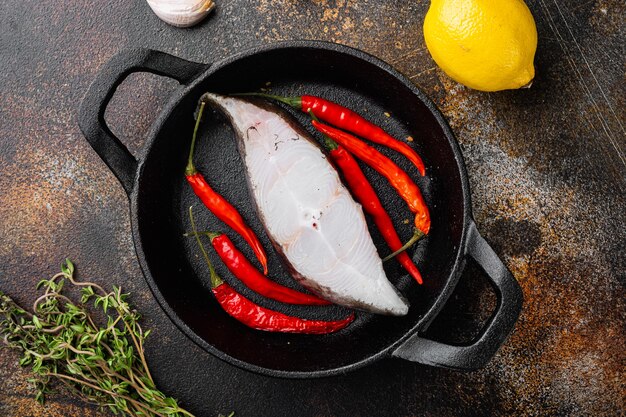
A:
423;0;538;91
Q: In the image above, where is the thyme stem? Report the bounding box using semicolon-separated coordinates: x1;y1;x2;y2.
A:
0;260;228;416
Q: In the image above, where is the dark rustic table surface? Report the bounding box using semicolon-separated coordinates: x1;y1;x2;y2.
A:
1;1;624;416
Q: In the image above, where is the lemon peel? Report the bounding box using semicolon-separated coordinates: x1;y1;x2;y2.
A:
424;0;538;92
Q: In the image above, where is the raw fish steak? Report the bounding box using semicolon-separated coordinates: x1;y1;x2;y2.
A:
202;93;409;316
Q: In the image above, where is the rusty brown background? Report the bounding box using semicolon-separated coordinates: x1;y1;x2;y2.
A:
1;0;624;416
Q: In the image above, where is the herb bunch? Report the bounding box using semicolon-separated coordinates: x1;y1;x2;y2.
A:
0;259;201;417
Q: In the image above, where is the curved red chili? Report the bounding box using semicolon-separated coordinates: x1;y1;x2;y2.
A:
330;146;424;284
302;95;425;176
212;284;354;334
242;93;426;176
188;207;354;334
305;109;424;283
312;120;431;235
207;232;330;305
186;101;269;274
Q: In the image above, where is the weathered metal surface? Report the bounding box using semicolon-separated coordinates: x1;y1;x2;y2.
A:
0;0;623;416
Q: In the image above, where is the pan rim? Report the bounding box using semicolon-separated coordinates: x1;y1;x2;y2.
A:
129;40;472;378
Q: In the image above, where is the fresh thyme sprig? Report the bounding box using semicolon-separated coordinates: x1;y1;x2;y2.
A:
0;259;226;417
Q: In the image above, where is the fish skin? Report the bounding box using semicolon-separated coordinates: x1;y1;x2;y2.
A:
202;93;409;316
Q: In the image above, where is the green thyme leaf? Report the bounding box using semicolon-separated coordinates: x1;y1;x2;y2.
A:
0;259;236;417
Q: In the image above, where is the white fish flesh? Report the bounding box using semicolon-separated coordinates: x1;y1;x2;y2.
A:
202;93;409;316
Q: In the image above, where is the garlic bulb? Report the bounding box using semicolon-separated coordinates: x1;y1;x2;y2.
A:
146;0;215;28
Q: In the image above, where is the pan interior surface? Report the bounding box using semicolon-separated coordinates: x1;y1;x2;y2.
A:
135;46;466;374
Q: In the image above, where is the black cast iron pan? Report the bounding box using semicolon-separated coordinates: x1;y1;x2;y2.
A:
78;41;522;378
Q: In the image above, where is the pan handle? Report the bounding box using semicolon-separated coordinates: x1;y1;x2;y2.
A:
78;48;208;195
392;221;523;370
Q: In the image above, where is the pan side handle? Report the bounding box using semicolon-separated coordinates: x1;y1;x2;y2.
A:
78;49;208;195
392;221;523;370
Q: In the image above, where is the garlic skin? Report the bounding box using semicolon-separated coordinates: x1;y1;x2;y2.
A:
146;0;215;28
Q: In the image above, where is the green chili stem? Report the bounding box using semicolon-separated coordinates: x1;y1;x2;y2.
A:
188;206;223;288
183;231;221;241
383;229;424;262
307;109;338;151
185;101;207;176
232;92;302;108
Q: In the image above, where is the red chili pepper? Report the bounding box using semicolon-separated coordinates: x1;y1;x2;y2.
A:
306;109;424;283
186;101;269;275
196;231;330;305
212;284;354;334
188;207;354;334
312;120;431;235
330;147;424;284
244;93;426;176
